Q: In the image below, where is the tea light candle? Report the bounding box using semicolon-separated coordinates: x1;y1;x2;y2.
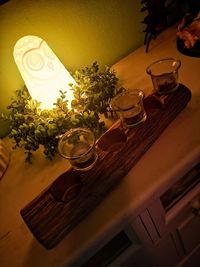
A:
58;128;98;171
111;89;147;128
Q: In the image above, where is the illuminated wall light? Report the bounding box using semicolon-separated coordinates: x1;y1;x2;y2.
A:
13;35;76;110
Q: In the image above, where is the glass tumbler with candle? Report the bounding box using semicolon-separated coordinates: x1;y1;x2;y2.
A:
146;58;181;95
58;128;98;171
111;89;147;128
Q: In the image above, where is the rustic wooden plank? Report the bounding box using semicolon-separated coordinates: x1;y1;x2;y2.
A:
20;84;191;249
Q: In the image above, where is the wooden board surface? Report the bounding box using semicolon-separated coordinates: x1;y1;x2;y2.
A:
20;84;191;249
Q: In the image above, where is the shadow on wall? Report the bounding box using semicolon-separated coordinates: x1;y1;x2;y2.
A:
0;0;144;132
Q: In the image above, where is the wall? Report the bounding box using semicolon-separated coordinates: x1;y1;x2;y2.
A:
0;0;144;136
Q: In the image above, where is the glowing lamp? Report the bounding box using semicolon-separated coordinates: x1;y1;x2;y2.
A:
13;36;76;109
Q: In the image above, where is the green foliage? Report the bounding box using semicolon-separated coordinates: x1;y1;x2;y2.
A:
0;62;122;163
1;87;105;163
70;62;124;117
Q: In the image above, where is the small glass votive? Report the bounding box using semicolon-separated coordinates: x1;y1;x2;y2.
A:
146;58;181;94
58;128;98;171
111;89;147;128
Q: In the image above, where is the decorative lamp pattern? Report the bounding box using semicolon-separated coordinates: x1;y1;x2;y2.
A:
13;36;76;109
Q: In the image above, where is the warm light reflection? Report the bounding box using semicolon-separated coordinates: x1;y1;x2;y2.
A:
13;35;76;109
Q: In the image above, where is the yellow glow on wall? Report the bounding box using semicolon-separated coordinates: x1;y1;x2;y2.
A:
13;36;76;109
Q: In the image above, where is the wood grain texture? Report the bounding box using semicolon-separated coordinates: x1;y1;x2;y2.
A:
20;84;191;249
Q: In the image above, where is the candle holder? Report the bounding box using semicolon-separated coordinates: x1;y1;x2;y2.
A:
146;58;181;95
111;89;147;128
58;128;98;171
20;84;191;249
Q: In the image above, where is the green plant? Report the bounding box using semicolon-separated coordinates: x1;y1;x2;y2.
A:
1;87;105;163
70;62;124;117
1;62;122;162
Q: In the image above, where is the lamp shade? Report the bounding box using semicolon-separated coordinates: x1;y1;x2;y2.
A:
13;35;76;109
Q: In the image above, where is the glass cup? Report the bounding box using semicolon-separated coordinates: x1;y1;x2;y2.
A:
146;58;181;94
111;89;147;128
58;128;98;171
